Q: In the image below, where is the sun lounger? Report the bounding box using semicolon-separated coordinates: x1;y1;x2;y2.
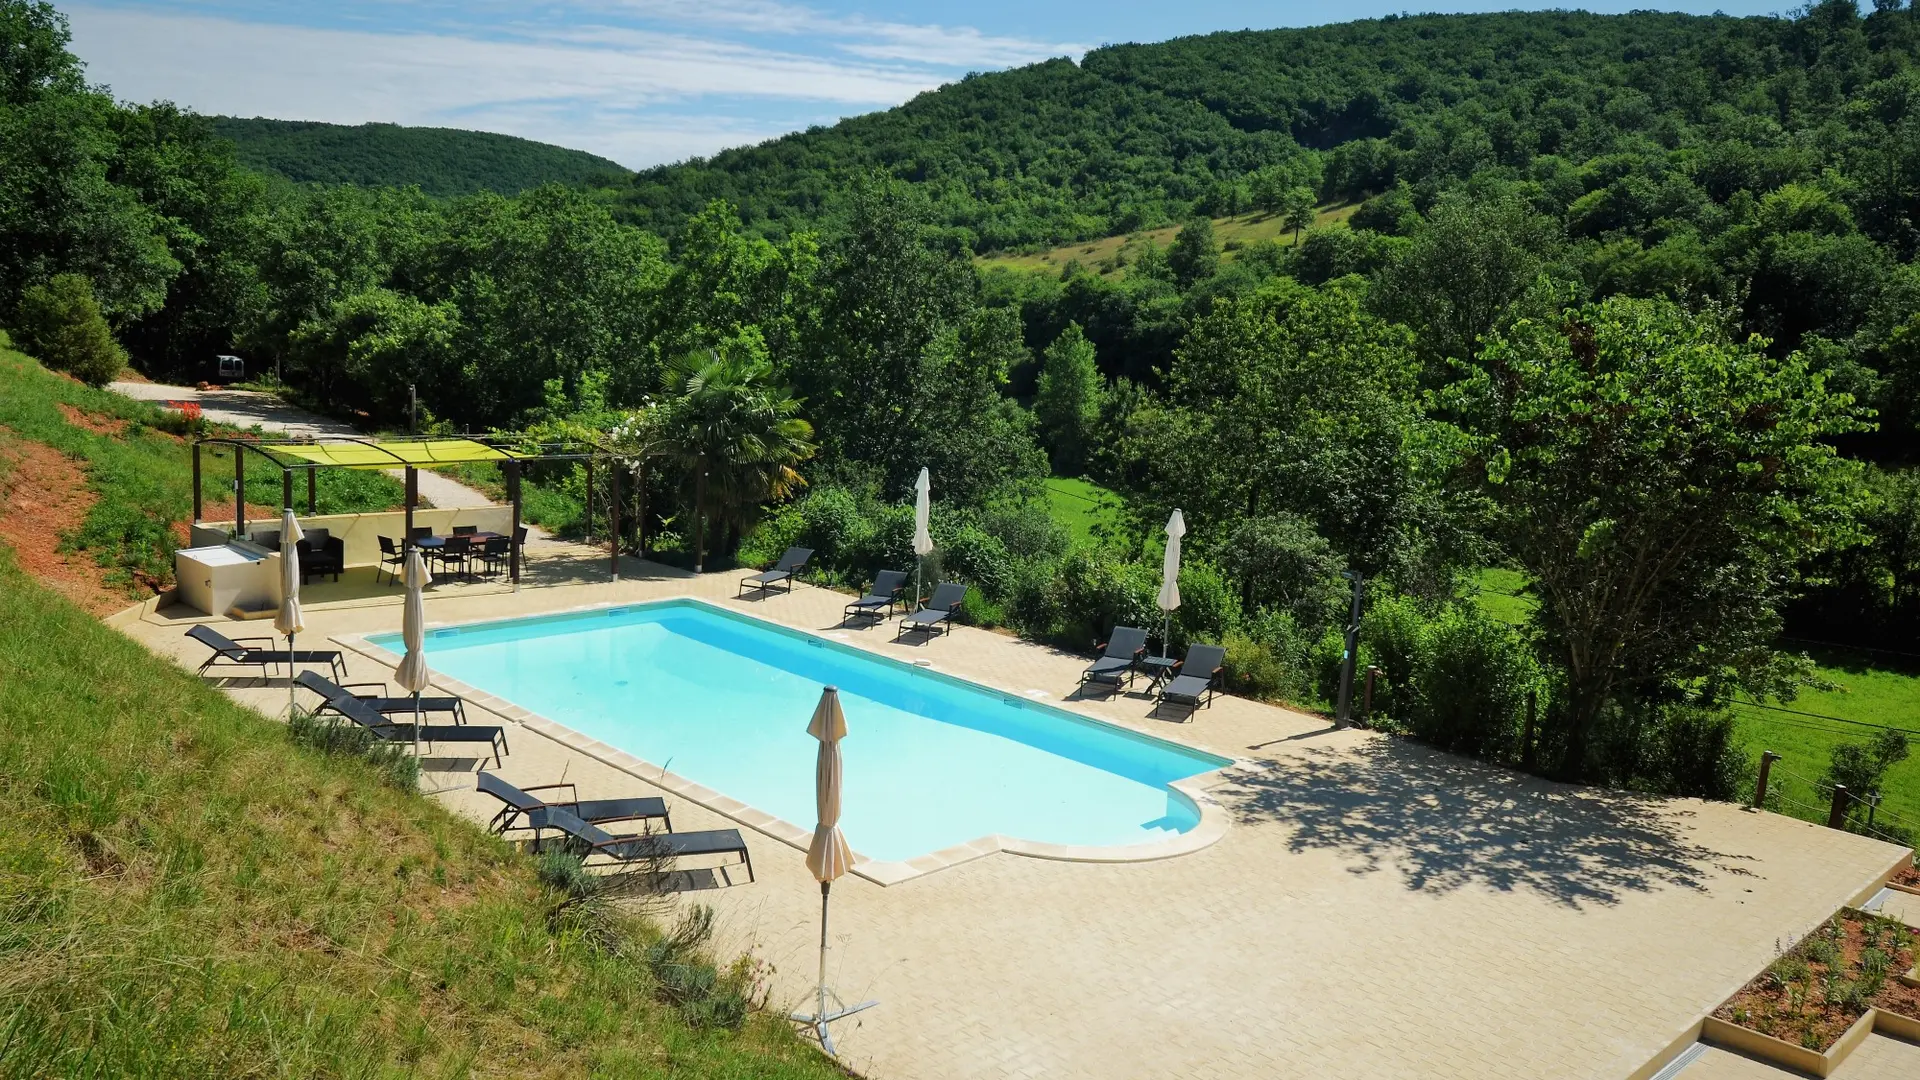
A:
1155;643;1226;718
187;623;347;681
895;581;967;640
476;771;670;837
295;671;508;767
335;679;470;726
739;547;812;597
527;806;754;885
1080;626;1148;693
843;569;909;625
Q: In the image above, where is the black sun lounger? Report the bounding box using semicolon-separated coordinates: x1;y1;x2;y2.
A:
739;547;812;597
1154;643;1226;719
476;771;670;837
1081;626;1148;693
895;581;967;641
296;671;508;768
333;679;470;726
843;569;910;625
528;806;754;886
188;623;347;681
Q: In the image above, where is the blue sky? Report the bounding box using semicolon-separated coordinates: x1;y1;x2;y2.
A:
65;1;1792;169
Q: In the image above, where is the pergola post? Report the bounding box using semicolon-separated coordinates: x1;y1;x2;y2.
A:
610;460;621;581
234;445;245;538
404;466;417;550
191;441;202;524
584;458;594;546
635;461;647;558
281;469;292;510
306;469;316;515
507;460;523;590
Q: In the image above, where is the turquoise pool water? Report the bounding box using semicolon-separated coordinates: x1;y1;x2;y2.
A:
370;600;1228;863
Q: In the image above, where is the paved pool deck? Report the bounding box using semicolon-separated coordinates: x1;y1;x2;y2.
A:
115;555;1914;1080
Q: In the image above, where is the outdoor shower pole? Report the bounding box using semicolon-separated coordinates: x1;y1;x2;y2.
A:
1335;572;1364;726
507;460;523;589
403;466;417;550
609;460;621;581
234;446;244;538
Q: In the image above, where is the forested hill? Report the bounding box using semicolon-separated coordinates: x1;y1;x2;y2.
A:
618;6;1920;249
211;117;630;196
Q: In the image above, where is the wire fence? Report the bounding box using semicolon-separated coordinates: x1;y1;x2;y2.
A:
1758;756;1920;845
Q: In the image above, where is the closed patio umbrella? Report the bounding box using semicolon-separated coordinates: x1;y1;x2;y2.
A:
911;468;933;609
395;547;433;757
274;508;305;717
1157;508;1185;659
789;686;875;1055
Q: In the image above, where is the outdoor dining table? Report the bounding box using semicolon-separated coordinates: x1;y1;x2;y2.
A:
412;532;505;550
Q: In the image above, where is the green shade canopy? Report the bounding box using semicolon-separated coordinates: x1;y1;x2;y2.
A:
270;438;527;470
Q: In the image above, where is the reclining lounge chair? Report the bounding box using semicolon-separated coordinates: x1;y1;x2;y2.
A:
295;671;509;767
528;806;754;886
895;582;967;641
1154;644;1226;720
1080;626;1149;695
476;771;671;837
187;623;347;682
843;569;909;625
739;547;812;597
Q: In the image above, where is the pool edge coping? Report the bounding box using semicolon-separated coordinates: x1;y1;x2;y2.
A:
331;594;1237;886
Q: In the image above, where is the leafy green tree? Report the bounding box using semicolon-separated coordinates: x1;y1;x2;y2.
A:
1218;513;1347;628
659;341;816;572
14;272;126;385
1166;217;1218;286
1282;187;1317;246
1375;194;1559;371
1821;729;1910;831
1458;297;1868;779
1034;321;1102;475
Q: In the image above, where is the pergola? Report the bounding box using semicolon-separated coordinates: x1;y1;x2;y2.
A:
190;433;624;586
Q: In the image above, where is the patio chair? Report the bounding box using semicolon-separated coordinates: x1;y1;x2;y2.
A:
1080;626;1149;694
527;806;754;885
297;528;343;583
186;623;347;682
376;536;405;585
295;671;508;768
410;526;435;543
433;534;472;580
896;582;967;641
739;547;812;597
452;525;478;536
249;529;281;549
1154;643;1226;719
478;535;510;577
843;569;909;625
476;771;670;837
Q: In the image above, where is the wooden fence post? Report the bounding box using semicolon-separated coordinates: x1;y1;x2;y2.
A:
1753;751;1778;809
1828;785;1851;830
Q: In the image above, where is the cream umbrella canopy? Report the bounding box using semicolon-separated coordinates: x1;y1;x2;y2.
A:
790;686;875;1055
394;548;434;757
911;467;933;610
273;508;305;717
1156;508;1186;659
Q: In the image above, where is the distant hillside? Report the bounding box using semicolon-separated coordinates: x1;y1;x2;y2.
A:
212;118;629;196
618;7;1920;250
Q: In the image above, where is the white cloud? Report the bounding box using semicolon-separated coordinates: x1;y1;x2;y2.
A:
63;4;951;166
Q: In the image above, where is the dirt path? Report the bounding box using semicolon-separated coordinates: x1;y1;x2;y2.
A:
109;381;508;516
0;433;123;615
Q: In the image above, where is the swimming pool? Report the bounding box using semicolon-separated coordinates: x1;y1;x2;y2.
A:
368;600;1230;865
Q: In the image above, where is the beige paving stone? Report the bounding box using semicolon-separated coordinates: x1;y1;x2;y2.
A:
117;551;1914;1080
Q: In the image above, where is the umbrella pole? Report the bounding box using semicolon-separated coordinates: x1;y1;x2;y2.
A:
818;881;830;1040
413;691;421;759
287;631;297;717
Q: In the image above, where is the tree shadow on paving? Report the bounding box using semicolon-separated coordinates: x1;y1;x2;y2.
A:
1217;738;1753;908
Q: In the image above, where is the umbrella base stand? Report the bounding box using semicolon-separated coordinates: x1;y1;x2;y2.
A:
789;990;878;1057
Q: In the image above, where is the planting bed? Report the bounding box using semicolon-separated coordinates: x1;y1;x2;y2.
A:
1714;909;1920;1052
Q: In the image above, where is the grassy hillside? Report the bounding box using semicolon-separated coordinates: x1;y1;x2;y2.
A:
213;117;629;196
0;549;837;1076
977;203;1359;276
0;349;399;601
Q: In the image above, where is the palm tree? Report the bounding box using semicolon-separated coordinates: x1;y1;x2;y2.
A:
659;348;816;572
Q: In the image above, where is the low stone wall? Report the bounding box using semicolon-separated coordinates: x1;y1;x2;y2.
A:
194;506;513;569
